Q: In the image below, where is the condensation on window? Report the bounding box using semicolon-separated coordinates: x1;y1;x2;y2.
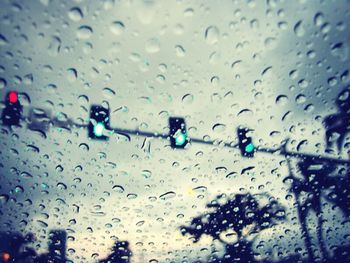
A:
0;0;349;262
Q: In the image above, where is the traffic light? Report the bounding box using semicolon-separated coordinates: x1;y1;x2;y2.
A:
237;127;255;157
1;91;22;126
88;105;110;140
0;252;11;262
169;117;188;148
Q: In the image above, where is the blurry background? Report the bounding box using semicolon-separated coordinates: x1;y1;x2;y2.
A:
0;0;350;262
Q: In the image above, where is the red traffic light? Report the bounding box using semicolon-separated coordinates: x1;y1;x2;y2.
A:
1;252;11;262
8;91;18;104
2;91;22;126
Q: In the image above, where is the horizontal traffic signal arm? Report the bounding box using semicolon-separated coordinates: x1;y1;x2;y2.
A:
1;112;350;165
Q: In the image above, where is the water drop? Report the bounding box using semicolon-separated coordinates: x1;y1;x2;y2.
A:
295;94;306;104
15;185;24;193
275;95;288;106
110;21;125;35
57;182;67;190
141;170;152;179
23;74;33;85
205;26;219;45
77;25;93;39
145;38;160;53
67;68;78;82
0;194;9;204
127;193;137;199
159;191;176;200
184;8;194;17
209;51;220;64
20;171;33;179
47;36;61;56
289;69;298;79
136;220;145;226
294;20;305;37
314;12;324;26
68;7;83;22
210;76;220;86
56;165;64;172
298;79;308;88
0;78;6;89
102;87;116;98
0;34;8;46
175;45;185;57
212;123;226;132
331;42;348;61
112;185;125;193
37;220;48;228
182;93;193;104
264;37;277;49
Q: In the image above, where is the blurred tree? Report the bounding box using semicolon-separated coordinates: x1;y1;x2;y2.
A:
180;193;286;262
286;156;350;262
0;232;36;263
294;158;336;261
281;127;350;262
324;166;350;217
37;230;67;263
99;240;132;263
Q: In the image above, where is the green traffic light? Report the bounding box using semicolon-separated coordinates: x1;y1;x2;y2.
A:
175;132;187;146
94;122;105;137
245;143;255;153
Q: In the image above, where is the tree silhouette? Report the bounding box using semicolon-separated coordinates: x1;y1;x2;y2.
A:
180;193;286;262
285;155;350;262
36;230;67;263
323;166;350;217
99;240;132;263
0;232;37;262
323;87;350;154
292;85;350;261
291;158;337;260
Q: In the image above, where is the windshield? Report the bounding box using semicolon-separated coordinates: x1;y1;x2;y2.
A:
0;1;350;262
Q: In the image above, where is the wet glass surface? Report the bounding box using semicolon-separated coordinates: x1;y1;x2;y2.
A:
0;1;350;262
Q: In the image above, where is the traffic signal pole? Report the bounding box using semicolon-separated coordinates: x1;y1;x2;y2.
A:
57;118;350;165
2;113;350;165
